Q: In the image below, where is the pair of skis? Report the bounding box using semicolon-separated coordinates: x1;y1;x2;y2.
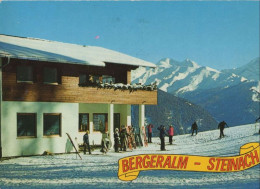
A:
66;133;82;160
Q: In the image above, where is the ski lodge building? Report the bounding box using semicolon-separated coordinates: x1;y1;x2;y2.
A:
0;34;157;157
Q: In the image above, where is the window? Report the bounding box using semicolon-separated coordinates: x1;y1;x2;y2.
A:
79;74;87;85
43;113;61;136
93;113;108;132
79;74;101;85
16;65;33;83
102;75;115;84
91;75;101;84
43;67;58;84
17;113;36;137
79;113;89;132
114;113;120;131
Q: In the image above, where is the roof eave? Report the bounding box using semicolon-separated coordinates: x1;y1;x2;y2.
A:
0;54;106;67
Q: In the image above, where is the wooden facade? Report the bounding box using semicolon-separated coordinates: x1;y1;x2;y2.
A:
2;59;157;105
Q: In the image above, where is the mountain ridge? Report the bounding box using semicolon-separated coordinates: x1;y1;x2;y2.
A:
132;57;260;126
132;58;246;94
221;57;259;81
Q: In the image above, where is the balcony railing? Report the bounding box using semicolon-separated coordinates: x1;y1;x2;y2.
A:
79;82;157;92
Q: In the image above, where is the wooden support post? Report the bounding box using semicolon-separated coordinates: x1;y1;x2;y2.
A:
108;103;114;148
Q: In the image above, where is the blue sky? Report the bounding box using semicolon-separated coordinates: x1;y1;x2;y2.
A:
0;1;259;70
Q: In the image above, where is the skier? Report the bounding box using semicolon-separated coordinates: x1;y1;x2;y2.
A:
101;131;110;154
218;121;229;138
157;125;167;151
147;124;154;143
83;130;91;155
120;125;127;151
114;128;120;152
168;125;174;145
255;116;260;134
191;122;198;136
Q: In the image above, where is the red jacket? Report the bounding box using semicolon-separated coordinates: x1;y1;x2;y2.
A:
168;126;174;136
147;124;153;133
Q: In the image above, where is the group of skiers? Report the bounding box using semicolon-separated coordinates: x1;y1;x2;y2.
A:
82;117;260;154
191;120;229;139
191;120;229;138
113;125;138;152
156;120;230;151
83;130;111;155
115;124;174;152
83;123;175;154
156;125;175;151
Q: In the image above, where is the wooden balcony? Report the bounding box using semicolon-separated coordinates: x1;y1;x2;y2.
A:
3;73;157;105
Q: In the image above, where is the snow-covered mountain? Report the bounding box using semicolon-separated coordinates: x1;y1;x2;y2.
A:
222;57;260;81
132;58;247;95
182;81;259;126
132;58;260;126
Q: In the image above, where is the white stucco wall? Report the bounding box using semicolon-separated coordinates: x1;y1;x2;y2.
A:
1;101;132;157
2;101;78;157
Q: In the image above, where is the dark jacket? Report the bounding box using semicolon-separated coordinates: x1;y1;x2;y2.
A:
114;132;120;141
120;128;127;139
83;133;89;144
192;122;198;130
218;121;227;130
157;126;167;138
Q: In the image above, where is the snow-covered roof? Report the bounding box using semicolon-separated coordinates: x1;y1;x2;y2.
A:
0;34;156;68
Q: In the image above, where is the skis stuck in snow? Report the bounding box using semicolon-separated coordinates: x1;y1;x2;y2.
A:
66;133;82;160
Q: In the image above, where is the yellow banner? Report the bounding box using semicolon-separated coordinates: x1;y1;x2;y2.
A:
118;142;260;181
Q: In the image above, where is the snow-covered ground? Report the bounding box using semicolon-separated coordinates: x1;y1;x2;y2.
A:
0;124;259;189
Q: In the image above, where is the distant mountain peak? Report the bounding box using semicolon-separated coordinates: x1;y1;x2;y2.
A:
222;57;259;81
205;66;220;73
132;57;259;127
132;57;250;94
157;58;172;68
157;58;200;69
184;58;198;64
